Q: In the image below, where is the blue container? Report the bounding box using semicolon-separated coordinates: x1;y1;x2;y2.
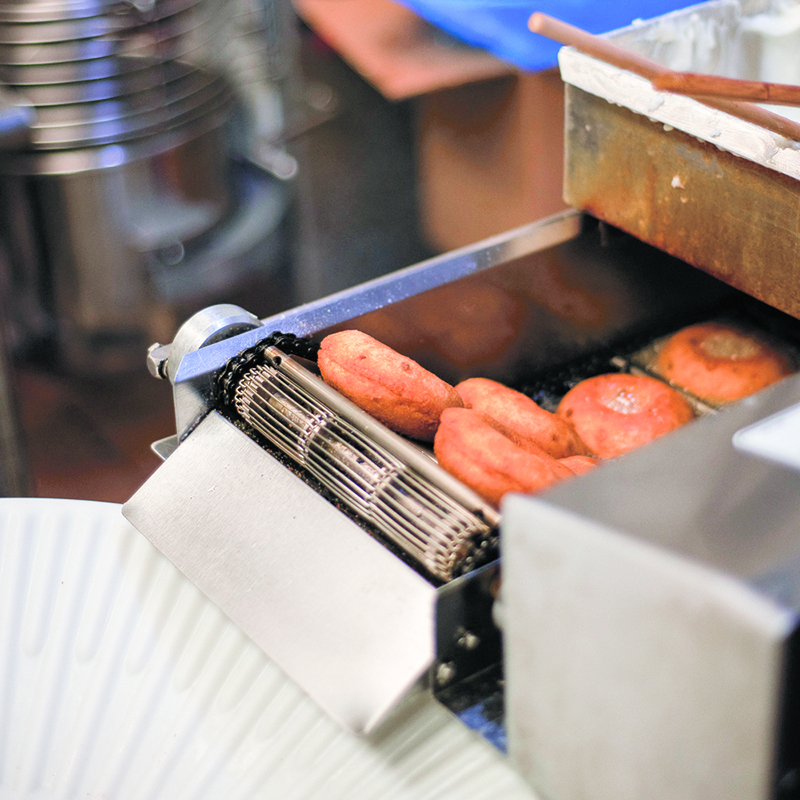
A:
396;1;698;71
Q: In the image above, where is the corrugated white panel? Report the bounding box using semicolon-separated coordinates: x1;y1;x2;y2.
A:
0;498;536;800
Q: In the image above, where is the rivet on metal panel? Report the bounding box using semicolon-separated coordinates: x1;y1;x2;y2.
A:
146;342;171;380
457;631;481;651
436;661;457;686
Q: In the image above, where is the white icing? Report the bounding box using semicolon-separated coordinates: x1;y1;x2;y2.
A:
559;0;800;181
742;2;800;36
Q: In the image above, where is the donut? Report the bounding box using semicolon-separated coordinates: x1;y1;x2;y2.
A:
556;373;694;460
655;322;792;404
318;330;462;441
456;377;587;459
434;407;573;507
559;455;602;475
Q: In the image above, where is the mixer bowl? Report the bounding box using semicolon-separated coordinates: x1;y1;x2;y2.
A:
0;0;287;372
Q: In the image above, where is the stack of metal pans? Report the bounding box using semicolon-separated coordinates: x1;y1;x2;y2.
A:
0;0;234;156
0;0;290;375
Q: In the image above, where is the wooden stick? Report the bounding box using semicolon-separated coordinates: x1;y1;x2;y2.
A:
528;12;667;80
652;72;800;106
528;12;800;141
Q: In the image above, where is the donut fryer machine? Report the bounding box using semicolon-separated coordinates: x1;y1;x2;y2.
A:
122;206;800;800
123;2;800;799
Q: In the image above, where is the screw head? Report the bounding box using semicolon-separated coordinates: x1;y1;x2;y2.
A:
146;342;171;379
457;631;481;651
435;661;457;687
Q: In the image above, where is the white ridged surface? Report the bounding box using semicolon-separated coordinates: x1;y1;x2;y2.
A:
0;498;537;800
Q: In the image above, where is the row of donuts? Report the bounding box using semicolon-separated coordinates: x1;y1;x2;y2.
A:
315;322;793;509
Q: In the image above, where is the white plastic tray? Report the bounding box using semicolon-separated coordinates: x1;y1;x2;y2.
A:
0;498;536;800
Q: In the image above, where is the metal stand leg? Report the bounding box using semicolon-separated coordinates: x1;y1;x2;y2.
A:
0;321;29;496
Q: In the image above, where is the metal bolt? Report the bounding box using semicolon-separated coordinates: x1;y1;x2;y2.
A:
457;631;481;651
157;240;185;266
146;342;171;380
305;81;337;114
435;661;457;686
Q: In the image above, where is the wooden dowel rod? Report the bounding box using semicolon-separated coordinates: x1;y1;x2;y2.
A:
652;72;800;106
528;12;668;80
528;12;800;141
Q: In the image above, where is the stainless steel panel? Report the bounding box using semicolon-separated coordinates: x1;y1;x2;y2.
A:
564;85;800;321
560;0;800;320
124;410;438;734
503;498;786;800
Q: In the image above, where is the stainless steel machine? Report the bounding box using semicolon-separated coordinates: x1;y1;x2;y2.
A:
124;2;800;799
0;0;294;371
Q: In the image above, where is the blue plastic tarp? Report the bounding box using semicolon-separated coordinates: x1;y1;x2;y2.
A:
395;1;698;71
